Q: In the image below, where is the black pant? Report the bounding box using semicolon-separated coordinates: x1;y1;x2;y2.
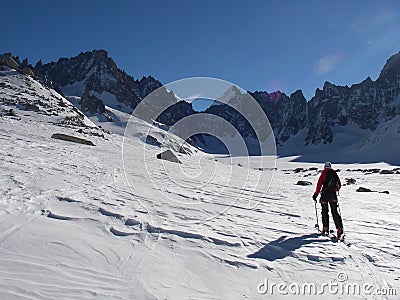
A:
321;200;343;230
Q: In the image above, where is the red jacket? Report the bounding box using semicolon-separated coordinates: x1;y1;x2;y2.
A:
314;168;341;195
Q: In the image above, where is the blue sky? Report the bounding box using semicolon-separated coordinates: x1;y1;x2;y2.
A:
2;0;400;100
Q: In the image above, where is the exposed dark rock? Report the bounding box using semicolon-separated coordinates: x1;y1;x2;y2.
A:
124;219;141;226
6;109;17;116
296;181;312;186
178;146;192;155
51;133;95;146
356;187;373;192
145;135;162;147
363;169;381;173
76;128;107;139
0;53;19;69
21;66;34;77
24;103;40;111
156;149;181;164
345;178;357;185
61;115;87;127
156;100;196;127
380;170;394;174
251;89;307;146
80;91;104;113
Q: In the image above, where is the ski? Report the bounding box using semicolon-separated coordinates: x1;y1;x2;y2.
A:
318;230;351;247
330;234;351;247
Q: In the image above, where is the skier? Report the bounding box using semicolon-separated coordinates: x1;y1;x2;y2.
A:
312;162;343;238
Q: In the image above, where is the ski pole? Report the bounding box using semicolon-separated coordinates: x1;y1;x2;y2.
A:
337;194;345;231
314;200;320;232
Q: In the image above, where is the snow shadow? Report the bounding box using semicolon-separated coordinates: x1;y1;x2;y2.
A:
247;233;329;261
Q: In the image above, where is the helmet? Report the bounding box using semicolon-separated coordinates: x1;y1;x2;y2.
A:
324;162;332;169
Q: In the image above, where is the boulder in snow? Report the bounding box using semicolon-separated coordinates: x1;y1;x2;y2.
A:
156;149;181;164
345;178;356;185
51;133;95;146
145;135;162;147
6;109;17;116
296;181;312;186
356;187;373;192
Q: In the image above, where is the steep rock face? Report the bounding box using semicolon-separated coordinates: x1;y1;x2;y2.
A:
304;52;400;146
156;100;196;126
378;51;400;82
188;51;400;154
80;91;106;115
80;91;113;121
0;53;35;76
33;50;162;111
205;87;258;140
305;82;346;145
202;88;307;147
250;90;307;146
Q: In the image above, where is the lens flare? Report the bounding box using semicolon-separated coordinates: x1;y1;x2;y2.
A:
313;52;343;75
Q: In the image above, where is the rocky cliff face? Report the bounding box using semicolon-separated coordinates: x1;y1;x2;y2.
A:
201;51;400;154
250;90;308;146
33;50;162;115
303;51;400;146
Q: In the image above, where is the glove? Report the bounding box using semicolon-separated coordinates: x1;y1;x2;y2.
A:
312;193;318;201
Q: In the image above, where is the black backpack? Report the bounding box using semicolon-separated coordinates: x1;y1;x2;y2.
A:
324;170;339;191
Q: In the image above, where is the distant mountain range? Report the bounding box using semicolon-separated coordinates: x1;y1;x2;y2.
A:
2;49;400;164
31;50;162;117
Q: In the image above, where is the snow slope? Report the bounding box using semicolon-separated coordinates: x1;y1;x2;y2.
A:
1;69;399;299
0;67;95;128
278;117;400;165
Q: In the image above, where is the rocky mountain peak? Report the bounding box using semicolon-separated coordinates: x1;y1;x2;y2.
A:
33;50;162;114
91;49;109;60
379;51;400;80
269;90;285;102
215;85;244;106
290;89;305;99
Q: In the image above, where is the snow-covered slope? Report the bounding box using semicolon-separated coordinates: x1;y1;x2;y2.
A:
279;115;400;165
0;66;95;127
1;66;399;299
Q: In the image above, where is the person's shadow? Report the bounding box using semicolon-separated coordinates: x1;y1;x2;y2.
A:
247;233;329;261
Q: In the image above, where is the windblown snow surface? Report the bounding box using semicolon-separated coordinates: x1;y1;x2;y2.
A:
1;69;400;299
